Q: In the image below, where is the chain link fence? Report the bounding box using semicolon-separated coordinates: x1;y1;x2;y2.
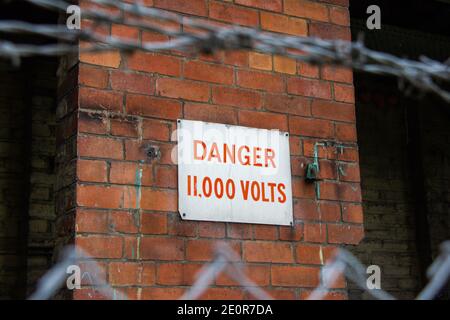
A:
28;241;450;300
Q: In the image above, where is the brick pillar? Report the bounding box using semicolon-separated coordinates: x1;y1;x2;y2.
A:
64;0;363;300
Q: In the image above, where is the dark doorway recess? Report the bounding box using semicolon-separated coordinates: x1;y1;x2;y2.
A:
349;0;450;299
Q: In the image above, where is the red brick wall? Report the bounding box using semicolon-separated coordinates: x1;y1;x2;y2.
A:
63;0;363;300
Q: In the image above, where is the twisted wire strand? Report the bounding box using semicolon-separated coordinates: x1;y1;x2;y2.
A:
0;0;448;102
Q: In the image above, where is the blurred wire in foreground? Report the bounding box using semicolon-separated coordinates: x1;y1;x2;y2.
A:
180;242;273;300
28;245;128;300
29;241;450;300
0;0;449;102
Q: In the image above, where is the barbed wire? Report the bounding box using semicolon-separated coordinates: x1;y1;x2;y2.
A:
28;241;450;300
0;0;449;102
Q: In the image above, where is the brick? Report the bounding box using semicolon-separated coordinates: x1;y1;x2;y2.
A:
279;224;303;241
334;83;355;103
209;1;259;27
227;223;253;239
291;156;307;176
123;189;138;212
111;24;139;41
109;161;138;185
216;264;270;286
79;64;109;89
295;244;323;264
77;159;107;182
153;0;208;16
76;235;123;258
224;51;248;67
184;60;234;85
142;30;170;42
292;177;315;199
289;116;334;138
261;12;308;36
156;78;210;102
338;162;360;183
79;87;123;112
342;203;363;223
287;78;332;99
319;181;362;202
140;237;184;260
110;70;155;94
126;94;182;119
140;212;168;234
328;224;364;244
184;102;237;125
198;221;226;238
284;0;329;22
212;86;262;109
293;199;319;220
244;241;294;263
140;188;177;211
321;65;353;83
77;185;123;209
110;211;138;233
127;52;181;76
289;136;302;155
235;0;282;12
186;239;241;261
198;51;224;63
154;165;177;188
156;263;202;285
318;159;337;180
329;6;350;26
310;22;351;40
78;261;108;286
76;209;109;233
109;263;140;287
336;123;357;142
271;265;320;287
337;147;359;162
298;62;320;78
304;222;327;243
321;245;339;262
237;70;284;93
80;51;121;68
312;99;355;122
273;55;297;74
78;112;107;134
265;94;310;116
253;225;278;240
239;110;288;131
249;52;272;71
168;214;198;237
319;201;341;222
142;118;171;141
266;289;296;300
110;118;138;138
303;139;337;159
78;135;123;160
